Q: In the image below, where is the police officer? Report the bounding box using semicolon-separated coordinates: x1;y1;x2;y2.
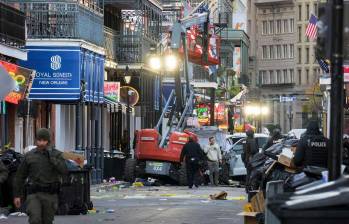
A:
180;136;205;189
14;128;68;224
263;128;283;151
242;129;258;193
294;121;329;168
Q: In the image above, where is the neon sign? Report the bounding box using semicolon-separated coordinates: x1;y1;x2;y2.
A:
0;60;35;104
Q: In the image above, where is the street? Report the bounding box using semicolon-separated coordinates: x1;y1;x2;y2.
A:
3;186;246;224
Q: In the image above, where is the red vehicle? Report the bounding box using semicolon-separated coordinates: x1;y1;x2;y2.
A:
124;129;198;184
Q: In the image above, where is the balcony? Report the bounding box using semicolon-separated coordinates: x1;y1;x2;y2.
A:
7;1;104;47
115;32;156;65
0;2;26;48
104;26;118;65
255;0;294;5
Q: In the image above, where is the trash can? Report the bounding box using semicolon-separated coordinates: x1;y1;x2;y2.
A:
57;168;93;215
267;194;349;224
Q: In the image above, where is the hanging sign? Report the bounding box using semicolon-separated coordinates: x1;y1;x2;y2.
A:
104;82;120;103
0;60;35;104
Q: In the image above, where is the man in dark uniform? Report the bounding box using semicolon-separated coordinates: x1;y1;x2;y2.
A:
0;160;8;206
294;121;329;168
180;136;205;189
14;128;68;224
263;128;283;151
242;129;258;193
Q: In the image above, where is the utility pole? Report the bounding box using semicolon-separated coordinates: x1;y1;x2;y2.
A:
328;0;344;181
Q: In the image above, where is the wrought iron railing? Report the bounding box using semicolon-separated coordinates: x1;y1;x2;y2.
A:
7;1;104;46
104;26;118;62
0;2;26;47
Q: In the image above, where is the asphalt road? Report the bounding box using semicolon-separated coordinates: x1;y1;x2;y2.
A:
3;186;246;224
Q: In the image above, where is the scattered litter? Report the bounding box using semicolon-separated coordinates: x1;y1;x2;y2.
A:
209;191;228;200
157;208;164;211
132;182;144;187
147;188;160;191
160;194;177;197
200;200;210;203
106;209;115;213
124;195;147;199
88;208;99;214
9;212;27;217
0;214;7;219
227;196;246;201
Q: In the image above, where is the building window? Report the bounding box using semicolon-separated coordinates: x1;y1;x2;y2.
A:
314;3;318;15
306;47;309;64
263;21;268;34
298;26;302;42
290;44;294;58
290;69;295;83
290;19;294;32
283;69;288;83
298;47;302;64
283;19;289;33
306;4;310;20
269;20;274;34
270;45;274;59
313;68;318;80
283;44;288;58
276;20;282;34
277;70;282;83
306;69;309;84
298;69;302;84
270;70;275;84
262;46;267;59
260;71;265;84
298;5;302;21
277;45;282;59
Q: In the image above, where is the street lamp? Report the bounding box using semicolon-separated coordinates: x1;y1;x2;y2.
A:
147;54;179;72
124;66;132;155
244;104;269;132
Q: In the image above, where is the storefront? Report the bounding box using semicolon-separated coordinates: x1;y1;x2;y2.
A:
20;44;105;183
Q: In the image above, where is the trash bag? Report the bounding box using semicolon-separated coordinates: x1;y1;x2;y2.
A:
250;153;267;169
264;143;283;160
0;149;24;172
284;172;317;192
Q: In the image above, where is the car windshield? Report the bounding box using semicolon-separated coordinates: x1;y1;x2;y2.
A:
256;137;268;149
232;141;245;154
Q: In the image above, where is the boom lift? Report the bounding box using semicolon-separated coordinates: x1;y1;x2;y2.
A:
124;1;220;184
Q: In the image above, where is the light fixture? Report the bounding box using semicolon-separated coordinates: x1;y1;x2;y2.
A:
148;56;161;71
124;75;132;84
130;19;135;31
125;16;130;29
164;54;178;71
124;65;131;84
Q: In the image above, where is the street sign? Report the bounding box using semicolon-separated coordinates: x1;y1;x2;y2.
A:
279;96;296;102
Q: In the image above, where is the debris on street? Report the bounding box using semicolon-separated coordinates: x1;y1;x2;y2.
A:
209;191;228;200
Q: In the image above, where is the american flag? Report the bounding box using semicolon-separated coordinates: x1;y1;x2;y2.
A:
305;14;318;40
317;59;329;73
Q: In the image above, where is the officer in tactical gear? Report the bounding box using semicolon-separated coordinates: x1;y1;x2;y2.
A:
14;128;68;224
294;121;329;168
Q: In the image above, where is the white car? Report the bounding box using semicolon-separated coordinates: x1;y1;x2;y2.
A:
224;133;269;177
